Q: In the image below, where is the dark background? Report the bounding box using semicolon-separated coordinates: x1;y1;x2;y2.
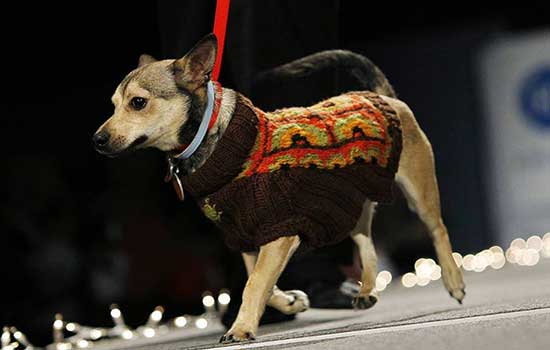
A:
1;0;549;345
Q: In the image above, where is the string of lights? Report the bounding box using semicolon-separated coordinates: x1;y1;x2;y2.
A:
398;232;550;289
3;233;549;350
1;290;231;350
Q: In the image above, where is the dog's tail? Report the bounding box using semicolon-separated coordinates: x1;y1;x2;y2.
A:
254;50;396;98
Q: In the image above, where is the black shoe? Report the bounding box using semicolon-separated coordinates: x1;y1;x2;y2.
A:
306;280;357;309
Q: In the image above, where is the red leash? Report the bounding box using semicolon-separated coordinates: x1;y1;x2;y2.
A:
167;1;231;200
211;0;231;82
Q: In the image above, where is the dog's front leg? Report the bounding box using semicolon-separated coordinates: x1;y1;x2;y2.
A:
220;235;300;343
242;252;310;315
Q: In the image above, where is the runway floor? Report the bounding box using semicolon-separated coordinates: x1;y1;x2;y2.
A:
97;259;550;350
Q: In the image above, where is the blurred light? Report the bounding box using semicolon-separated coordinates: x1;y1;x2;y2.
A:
416;259;435;278
462;254;475;271
65;323;77;332
53;320;64;330
542;238;550;258
9;328;29;348
202;295;215;308
218;293;231;305
2;327;10;345
195;318;208;329
505;248;520;264
414;258;426;271
375;276;387;292
143;327;155;338
473;253;488;272
510;238;526;250
90;329;102;340
56;342;72;350
417;276;431;286
430;265;441;281
481;249;495;264
490;252;506;269
378;270;392;284
452;252;463;267
174;316;187;328
520;248;540;266
151;310;162;322
402;234;550;290
526;235;543;251
77;339;90;348
401;273;417;288
122;330;133;340
110;308;121;319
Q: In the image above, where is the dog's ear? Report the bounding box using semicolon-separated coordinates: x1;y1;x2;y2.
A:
172;33;218;91
138;54;158;67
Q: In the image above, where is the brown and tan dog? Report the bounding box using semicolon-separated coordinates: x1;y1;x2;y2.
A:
93;34;465;343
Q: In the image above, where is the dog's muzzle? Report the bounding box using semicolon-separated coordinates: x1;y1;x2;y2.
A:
92;131;111;152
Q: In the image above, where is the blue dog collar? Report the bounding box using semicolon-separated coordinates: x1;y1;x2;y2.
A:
174;80;216;160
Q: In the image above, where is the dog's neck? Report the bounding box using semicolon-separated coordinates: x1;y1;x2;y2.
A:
177;87;237;174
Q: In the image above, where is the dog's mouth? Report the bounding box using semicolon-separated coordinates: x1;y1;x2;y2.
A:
96;135;149;158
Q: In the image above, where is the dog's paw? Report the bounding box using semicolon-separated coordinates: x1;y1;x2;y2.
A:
269;289;310;315
352;291;378;310
219;325;256;344
283;290;310;314
441;263;466;304
449;288;466;304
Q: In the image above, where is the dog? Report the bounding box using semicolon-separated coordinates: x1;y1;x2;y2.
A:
93;34;465;343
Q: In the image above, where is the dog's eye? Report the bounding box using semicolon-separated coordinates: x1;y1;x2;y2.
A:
130;97;147;110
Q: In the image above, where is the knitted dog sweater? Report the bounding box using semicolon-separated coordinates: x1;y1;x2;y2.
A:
181;90;402;254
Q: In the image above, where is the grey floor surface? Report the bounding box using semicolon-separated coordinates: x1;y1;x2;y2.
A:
96;259;550;350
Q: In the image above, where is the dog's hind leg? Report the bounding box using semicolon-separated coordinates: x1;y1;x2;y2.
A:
242;252;309;316
386;97;466;303
221;235;301;343
350;200;379;309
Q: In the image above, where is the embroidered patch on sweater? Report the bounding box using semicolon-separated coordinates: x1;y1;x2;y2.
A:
202;198;223;222
238;92;401;177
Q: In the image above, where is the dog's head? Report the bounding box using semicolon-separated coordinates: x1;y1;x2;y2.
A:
93;34;218;156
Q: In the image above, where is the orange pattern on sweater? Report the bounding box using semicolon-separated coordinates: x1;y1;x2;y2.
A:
238;93;398;178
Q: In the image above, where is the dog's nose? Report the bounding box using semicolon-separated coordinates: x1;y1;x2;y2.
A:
93;131;110;148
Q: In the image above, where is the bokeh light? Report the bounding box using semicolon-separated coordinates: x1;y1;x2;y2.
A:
202;295;215;308
195;318;208;329
417;276;430;286
542;234;550;258
462;254;475;271
150;309;163;322
122;330;133;340
526;235;543;251
53;320;63;331
452;252;463;267
174;316;187;328
378;270;392;284
90;329;102;340
110;308;121;319
402;272;417;288
510;238;526;250
143;327;155;338
218;292;231;305
375;275;387;292
77;339;90;348
429;265;442;281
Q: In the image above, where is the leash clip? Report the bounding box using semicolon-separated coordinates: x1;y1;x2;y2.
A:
165;156;185;201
